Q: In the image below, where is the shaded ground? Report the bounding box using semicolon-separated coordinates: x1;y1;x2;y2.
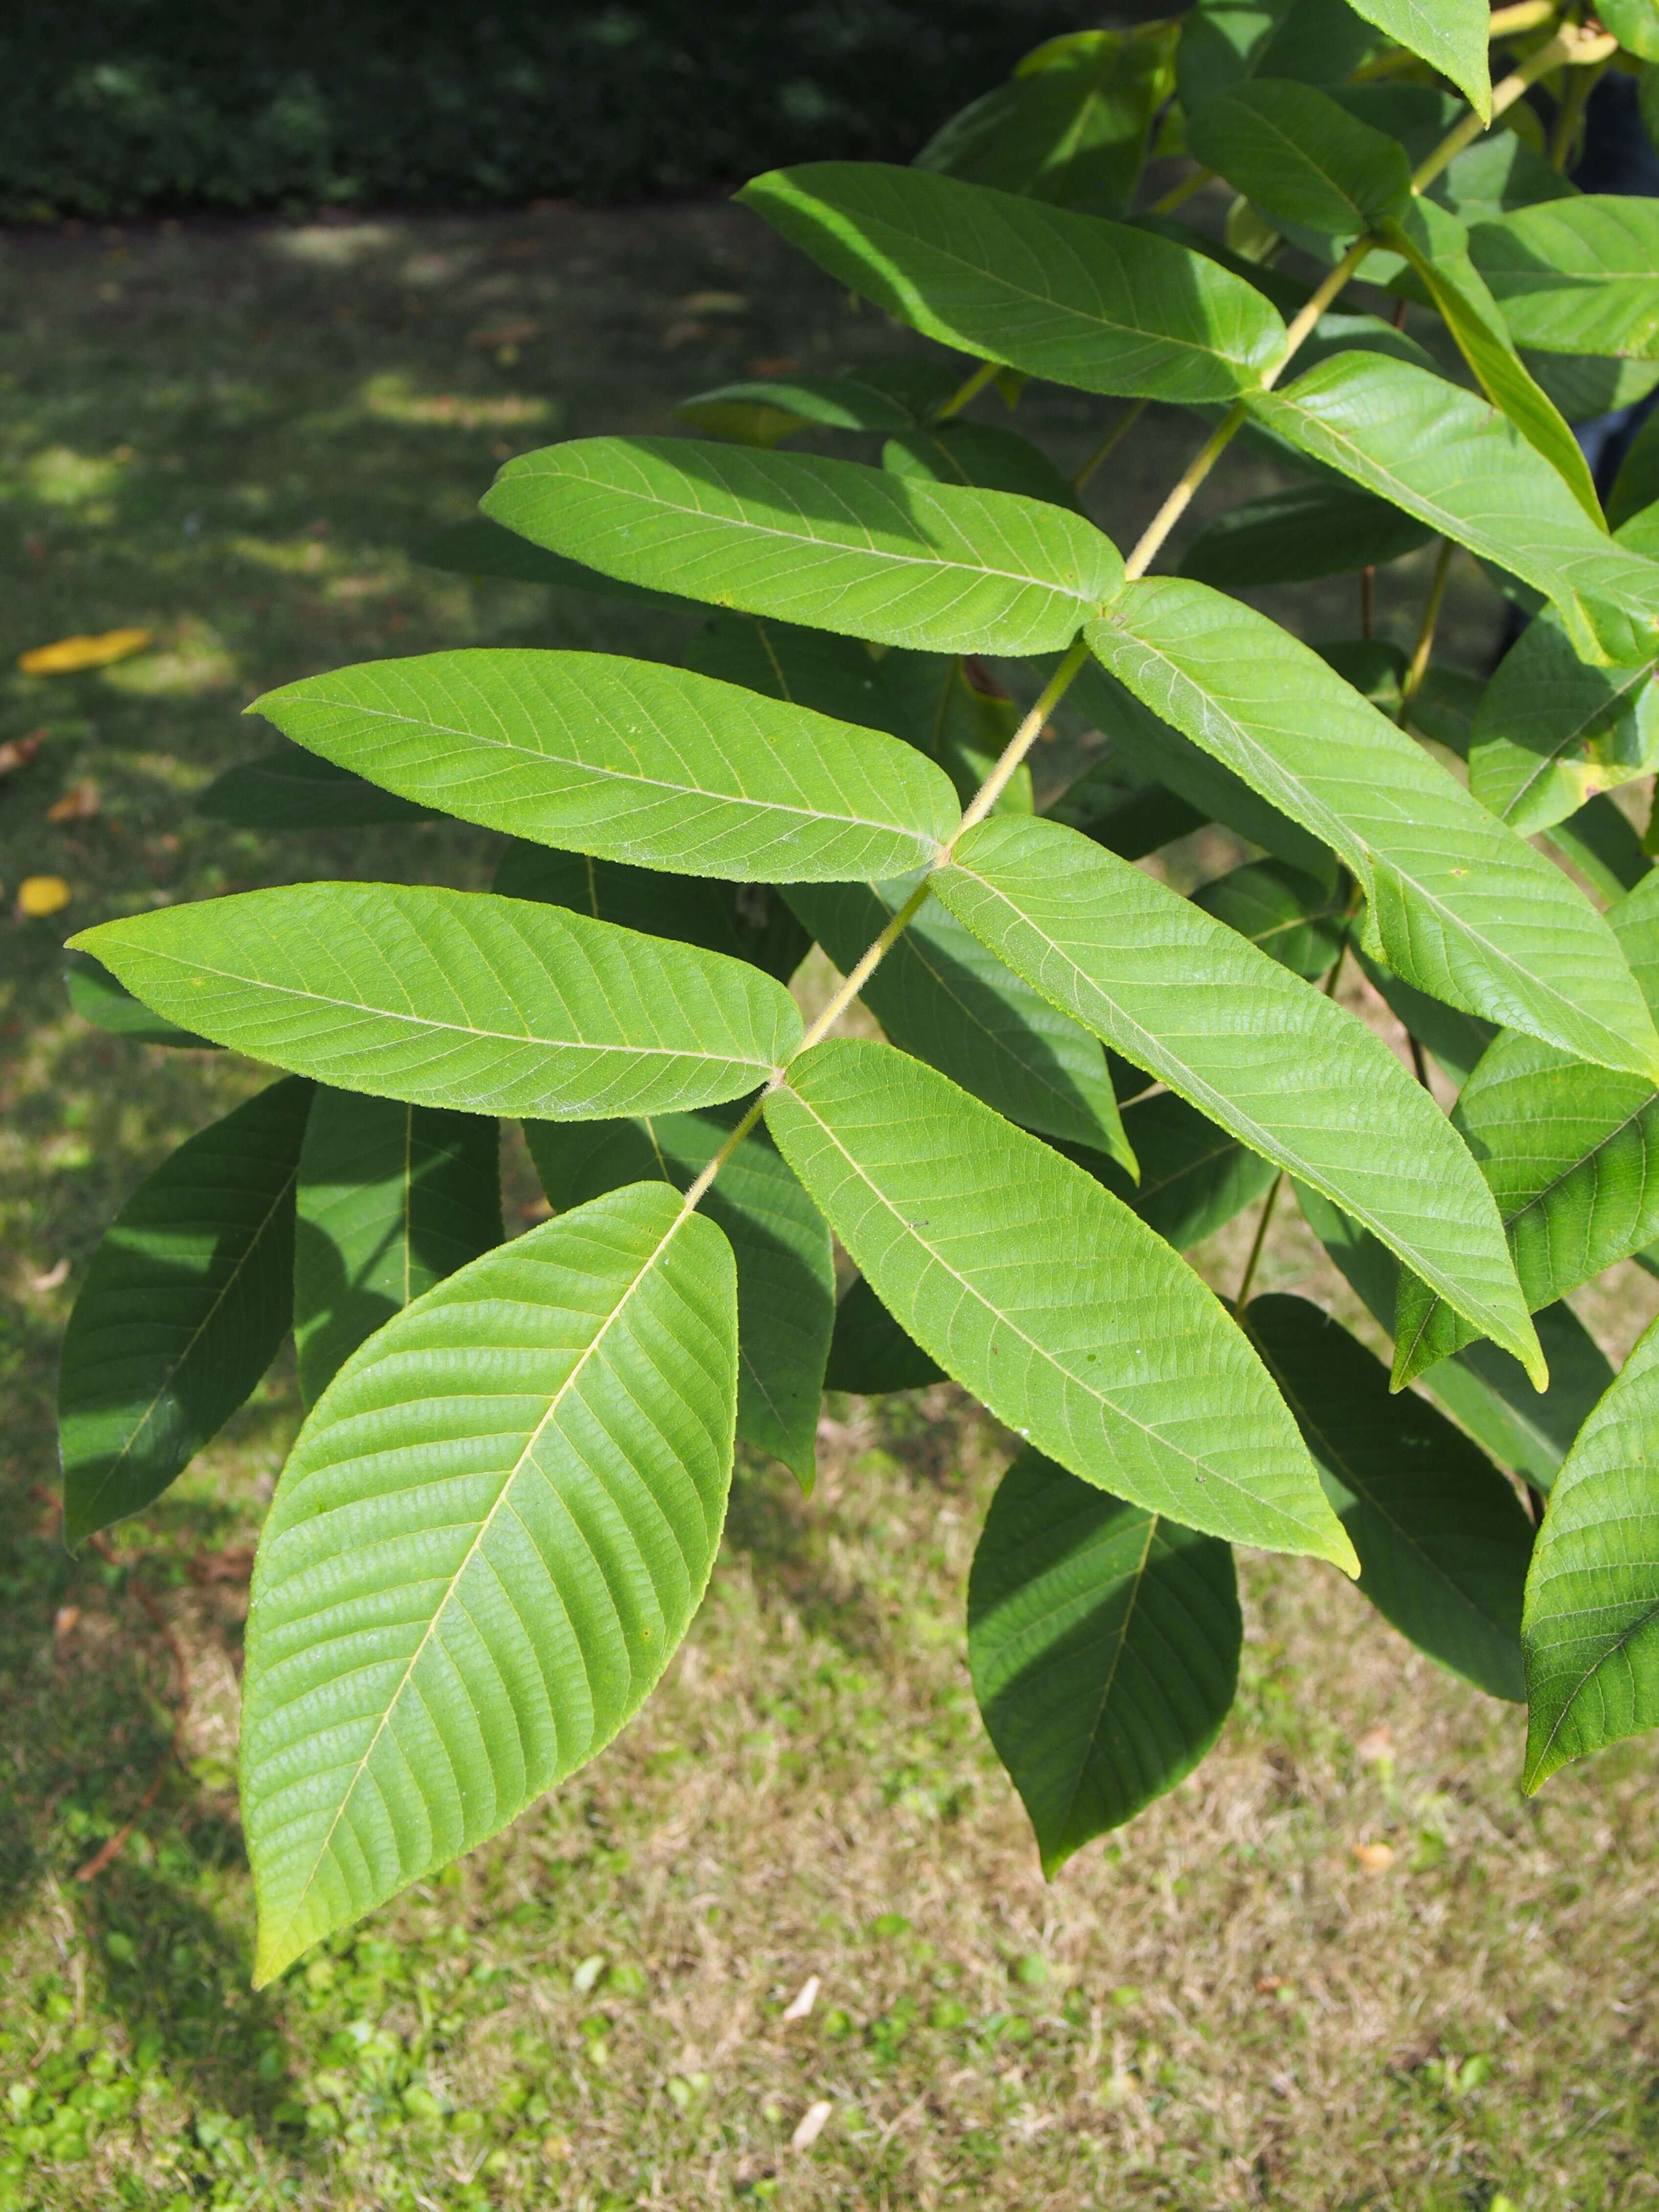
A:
2;200;1659;2211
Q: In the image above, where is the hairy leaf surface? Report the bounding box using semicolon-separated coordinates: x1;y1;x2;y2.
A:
1086;577;1659;1083
60;1078;312;1547
936;817;1540;1375
294;1093;501;1406
738;163;1287;402
969;1451;1239;1872
524;1109;833;1484
71;886;801;1120
483;438;1121;654
243;1182;736;1984
1249;1296;1530;1699
765;1038;1355;1566
1524;1309;1659;1786
254;649;959;885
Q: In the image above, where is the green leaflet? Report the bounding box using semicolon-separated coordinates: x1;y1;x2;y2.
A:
1394;874;1659;1385
242;1181;737;1983
1601;0;1659;62
1345;0;1490;120
1295;1181;1614;1493
676;373;919;442
825;1276;946;1394
482;438;1121;654
523;1107;833;1485
1356;950;1494;1089
935;816;1541;1378
1247;1297;1530;1700
915;24;1179;219
1085;576;1659;1084
1085;1090;1278;1252
765;1037;1356;1568
737;163;1287;404
415;516;683;604
1543;792;1654;904
1175;0;1379;114
494;839;810;987
294;1092;501;1406
783;877;1134;1166
1047;765;1205;861
1382;199;1603;525
1247;355;1659;666
1186;79;1412;239
59;1078;313;1548
1427;131;1580;227
1469;198;1659;361
253;649;960;886
1468;613;1658;837
1610;413;1659;530
1524;1308;1659;1788
63;951;214;1049
881;423;1083;512
1192;859;1347;981
197;747;437;831
70;885;802;1121
1180;480;1432;588
968;1450;1239;1874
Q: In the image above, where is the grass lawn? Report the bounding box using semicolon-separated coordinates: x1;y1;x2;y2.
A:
3;198;1659;2212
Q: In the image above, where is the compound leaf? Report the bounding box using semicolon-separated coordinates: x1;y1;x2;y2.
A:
1086;576;1659;1083
253;649;960;886
738;162;1287;403
60;1077;312;1547
482;438;1121;655
242;1181;737;1984
294;1092;501;1406
524;1108;833;1484
1248;1295;1531;1700
1524;1309;1659;1786
936;816;1541;1377
765;1037;1355;1567
968;1449;1239;1873
70;885;801;1121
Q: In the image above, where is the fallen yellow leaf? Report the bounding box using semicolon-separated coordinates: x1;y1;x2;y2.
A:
46;779;99;823
19;627;152;676
1352;1841;1396;1875
16;874;71;918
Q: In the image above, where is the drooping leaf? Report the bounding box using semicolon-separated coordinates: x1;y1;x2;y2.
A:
482;438;1121;655
59;1078;312;1547
935;816;1541;1376
1175;0;1379;115
824;1276;946;1393
63;950;215;1049
1186;79;1412;239
1469;613;1658;837
414;516;683;604
1381;198;1603;524
968;1450;1239;1873
1394;874;1659;1385
1180;480;1432;588
916;24;1179;218
196;746;437;831
294;1092;501;1406
1469;198;1659;361
1523;1308;1659;1788
783;876;1135;1166
1084;1089;1278;1251
1191;859;1346;981
253;649;960;885
737;163;1288;404
1247;1296;1529;1698
765;1037;1356;1567
523;1107;833;1484
1295;1180;1615;1493
70;885;802;1120
1345;0;1491;120
241;1180;737;1984
1086;576;1659;1083
1248;355;1659;667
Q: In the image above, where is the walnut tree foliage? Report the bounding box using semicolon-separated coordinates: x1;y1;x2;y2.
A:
53;0;1659;1983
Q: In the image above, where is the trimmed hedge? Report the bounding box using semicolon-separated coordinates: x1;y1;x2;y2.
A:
1;1;1128;221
